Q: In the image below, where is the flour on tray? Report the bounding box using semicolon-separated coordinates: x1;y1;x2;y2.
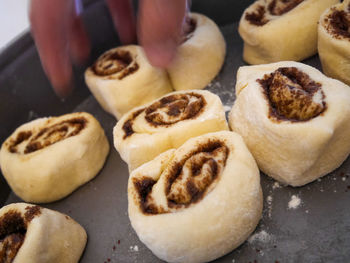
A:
129;245;139;252
248;230;273;244
224;105;231;112
288;195;301;209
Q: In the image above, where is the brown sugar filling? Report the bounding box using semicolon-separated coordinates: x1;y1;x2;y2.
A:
325;7;350;39
245;0;304;26
133;140;229;215
182;17;197;42
122;93;206;139
0;206;41;263
258;67;326;121
245;5;268;26
92;50;139;79
267;0;304;16
7;117;87;154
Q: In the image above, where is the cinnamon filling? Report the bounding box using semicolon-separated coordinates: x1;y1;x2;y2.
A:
7;117;87;154
133;178;159;214
258;67;326;121
325;7;350;39
268;0;304;16
182;17;197;42
122;93;206;139
245;0;304;26
133;140;229;214
245;5;268;26
92;50;139;79
0;206;41;263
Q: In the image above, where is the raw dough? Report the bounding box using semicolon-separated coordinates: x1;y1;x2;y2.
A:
85;45;173;119
113;90;229;171
318;0;350;85
229;61;350;186
239;0;338;64
128;131;262;263
0;112;109;203
167;13;226;90
0;203;86;263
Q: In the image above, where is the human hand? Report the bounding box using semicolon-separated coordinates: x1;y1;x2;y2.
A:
30;0;187;98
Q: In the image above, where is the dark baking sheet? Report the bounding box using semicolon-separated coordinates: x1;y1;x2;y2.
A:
1;1;350;262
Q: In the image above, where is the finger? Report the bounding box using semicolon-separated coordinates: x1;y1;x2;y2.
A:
30;0;73;98
106;0;137;44
138;0;187;68
67;0;91;65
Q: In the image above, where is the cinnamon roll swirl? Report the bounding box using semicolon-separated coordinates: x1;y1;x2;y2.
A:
128;131;262;263
167;13;226;91
85;45;173;119
229;61;350;186
0;112;109;203
239;0;338;64
318;0;350;85
0;203;86;263
113;90;229;171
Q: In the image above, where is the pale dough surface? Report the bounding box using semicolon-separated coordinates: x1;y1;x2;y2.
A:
0;203;87;263
0;112;109;203
113;90;229;172
167;13;226;91
318;0;350;85
239;0;338;64
128;131;262;263
85;45;172;119
229;61;350;186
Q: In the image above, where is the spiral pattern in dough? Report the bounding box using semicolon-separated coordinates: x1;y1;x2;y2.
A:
245;0;305;26
7;117;87;154
0;205;41;262
85;45;173;120
0;203;87;263
92;49;139;79
122;92;206;139
257;67;326;121
132;140;228;214
240;0;338;64
128;131;262;263
0;112;109;203
114;90;229;172
230;61;350;186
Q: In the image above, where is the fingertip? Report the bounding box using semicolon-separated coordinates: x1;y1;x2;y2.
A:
45;61;74;99
143;42;177;68
53;82;74;99
138;0;187;67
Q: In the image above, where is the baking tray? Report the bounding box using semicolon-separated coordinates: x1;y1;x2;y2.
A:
1;1;349;262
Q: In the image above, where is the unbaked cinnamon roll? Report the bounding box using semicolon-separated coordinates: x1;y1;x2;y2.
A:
128;131;262;263
85;45;173;119
229;61;350;186
0;112;109;203
318;0;350;85
113;90;229;171
167;13;226;91
239;0;338;64
0;203;86;263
